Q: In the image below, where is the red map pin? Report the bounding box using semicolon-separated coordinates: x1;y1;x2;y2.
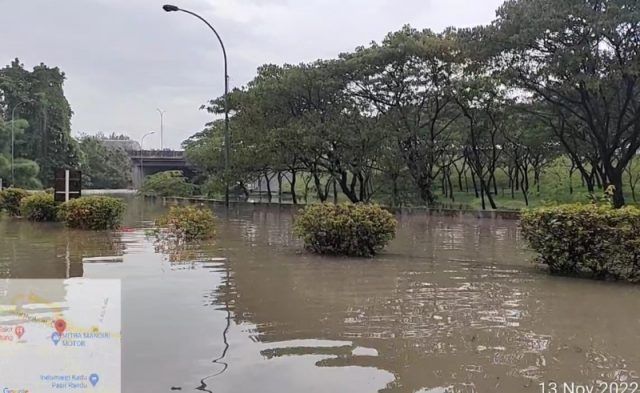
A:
14;326;25;339
54;319;67;334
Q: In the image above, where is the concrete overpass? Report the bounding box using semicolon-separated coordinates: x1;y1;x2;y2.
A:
128;150;196;188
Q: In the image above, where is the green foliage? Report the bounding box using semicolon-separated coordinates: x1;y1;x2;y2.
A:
294;203;397;257
20;192;58;221
0;118;42;189
78;134;132;189
0;188;29;216
180;2;640;210
521;204;640;282
155;205;216;241
139;171;194;197
0;59;80;187
11;158;42;189
57;196;125;230
488;0;640;207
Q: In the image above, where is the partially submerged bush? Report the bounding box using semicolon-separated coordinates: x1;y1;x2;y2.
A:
20;193;58;221
58;196;126;230
521;203;640;282
155;205;215;241
0;188;30;216
140;170;194;197
294;203;397;257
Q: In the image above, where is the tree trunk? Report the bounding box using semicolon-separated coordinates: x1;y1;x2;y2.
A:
313;171;327;202
569;163;575;195
519;167;529;207
479;179;486;210
391;174;399;207
412;173;435;206
627;168;637;203
239;181;250;200
607;168;625;208
509;166;515;199
277;172;283;204
470;170;479;198
492;173;498;196
534;169;541;194
265;173;273;203
303;175;312;204
289;170;297;205
464;170;469;193
594;167;603;189
482;177;497;209
447;171;454;202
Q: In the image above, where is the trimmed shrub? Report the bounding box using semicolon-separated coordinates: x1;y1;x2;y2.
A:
0;188;30;216
521;203;640;282
58;196;126;230
294;203;397;257
20;193;58;221
155;205;216;241
140;170;194;197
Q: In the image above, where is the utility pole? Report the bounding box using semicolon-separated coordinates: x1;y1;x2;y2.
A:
163;4;231;207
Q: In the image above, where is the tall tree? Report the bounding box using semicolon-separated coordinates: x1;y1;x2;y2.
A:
487;0;640;207
343;26;461;205
0;59;80;186
0;117;41;188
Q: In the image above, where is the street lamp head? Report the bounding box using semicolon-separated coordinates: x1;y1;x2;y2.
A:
162;4;180;12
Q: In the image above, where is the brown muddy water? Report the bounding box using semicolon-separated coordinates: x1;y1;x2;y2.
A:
1;197;640;393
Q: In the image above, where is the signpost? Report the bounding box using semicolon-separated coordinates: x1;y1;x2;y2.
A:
54;169;81;203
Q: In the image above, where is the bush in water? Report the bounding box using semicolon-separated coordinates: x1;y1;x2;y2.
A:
20;192;58;221
155;205;216;241
58;196;126;230
0;188;30;216
294;203;397;257
521;203;640;282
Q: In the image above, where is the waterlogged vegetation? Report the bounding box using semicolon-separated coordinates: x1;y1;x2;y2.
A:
3;0;640;390
154;205;216;241
522;202;640;283
0;187;29;216
0;0;638;289
0;189;126;230
4;198;640;392
57;196;126;230
20;192;58;221
294;203;397;257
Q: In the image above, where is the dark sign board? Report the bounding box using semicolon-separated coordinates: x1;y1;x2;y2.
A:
54;169;82;202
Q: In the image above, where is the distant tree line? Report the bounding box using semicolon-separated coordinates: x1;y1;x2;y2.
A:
184;0;640;208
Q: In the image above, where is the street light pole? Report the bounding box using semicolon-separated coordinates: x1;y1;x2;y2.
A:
10;100;32;186
162;4;230;207
140;131;156;189
157;108;165;150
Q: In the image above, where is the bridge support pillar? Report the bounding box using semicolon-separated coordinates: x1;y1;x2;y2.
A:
132;164;144;189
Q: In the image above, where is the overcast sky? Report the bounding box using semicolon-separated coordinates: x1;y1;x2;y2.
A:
0;0;504;149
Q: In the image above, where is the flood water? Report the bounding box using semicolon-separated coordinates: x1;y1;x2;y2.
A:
1;197;640;393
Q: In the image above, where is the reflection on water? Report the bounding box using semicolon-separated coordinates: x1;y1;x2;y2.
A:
2;197;640;392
